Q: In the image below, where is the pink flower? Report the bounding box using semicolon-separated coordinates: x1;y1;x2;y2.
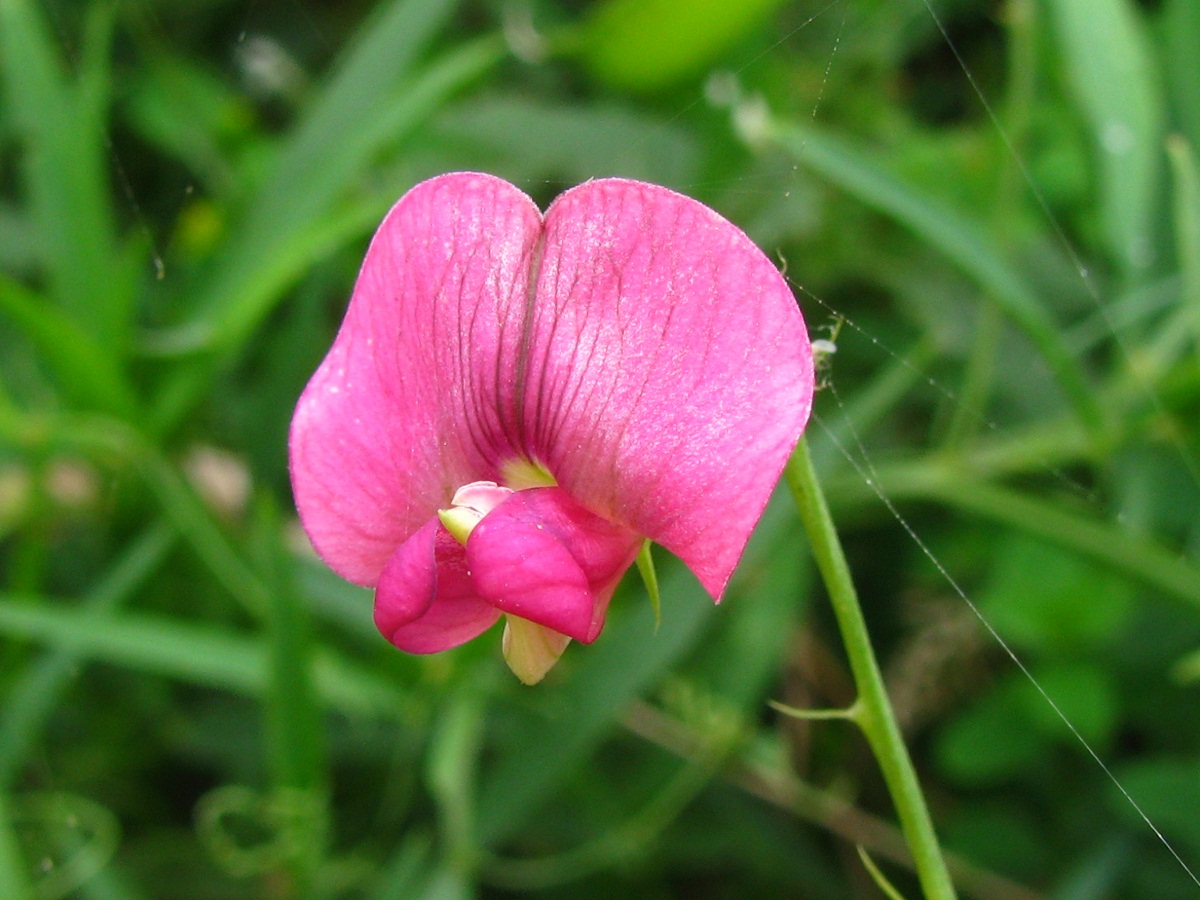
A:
289;173;813;683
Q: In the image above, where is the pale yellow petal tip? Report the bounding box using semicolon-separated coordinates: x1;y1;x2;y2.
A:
437;506;480;546
502;615;571;685
500;458;557;490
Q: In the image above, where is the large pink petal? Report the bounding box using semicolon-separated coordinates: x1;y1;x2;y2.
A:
520;180;813;599
374;518;501;653
289;174;543;585
466;488;641;643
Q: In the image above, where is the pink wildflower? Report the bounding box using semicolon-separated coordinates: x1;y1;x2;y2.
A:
289;173;813;683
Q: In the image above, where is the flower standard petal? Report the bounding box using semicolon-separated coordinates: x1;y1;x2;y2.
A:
288;173;543;586
519;179;814;600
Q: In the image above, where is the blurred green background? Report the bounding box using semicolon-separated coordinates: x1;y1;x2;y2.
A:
2;0;1199;897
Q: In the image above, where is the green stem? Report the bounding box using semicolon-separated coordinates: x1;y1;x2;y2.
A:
0;792;34;900
785;437;956;899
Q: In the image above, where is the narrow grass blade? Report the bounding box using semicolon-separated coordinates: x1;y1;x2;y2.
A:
1047;0;1164;280
767;120;1104;434
0;598;409;718
1167;136;1200;353
0;0;129;347
258;503;326;794
0;793;34;900
1162;0;1200;153
254;500;328;889
0;792;31;899
0;524;173;787
0;275;137;417
151;33;505;435
828;463;1200;615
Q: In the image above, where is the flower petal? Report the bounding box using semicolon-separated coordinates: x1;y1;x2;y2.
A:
289;173;543;585
466;487;640;643
291;173;813;612
374;518;501;653
520;179;813;600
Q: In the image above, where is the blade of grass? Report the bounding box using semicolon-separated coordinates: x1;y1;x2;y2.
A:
366;832;436;900
825;461;1200;614
0;0;130;348
233;0;460;248
1047;0;1164;281
1166;136;1200;354
0;275;137;417
428;688;486;878
0;597;410;718
253;499;328;892
0;792;34;900
476;563;718;845
0;402;272;620
1162;0;1200;154
764;119;1104;435
0;524;174;787
138;449;273;619
258;503;326;793
151;37;506;439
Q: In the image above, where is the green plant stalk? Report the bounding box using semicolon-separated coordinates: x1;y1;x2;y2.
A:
0;792;34;900
258;500;328;896
785;437;956;899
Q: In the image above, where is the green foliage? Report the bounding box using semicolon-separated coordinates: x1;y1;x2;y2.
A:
1;0;1198;897
578;0;791;92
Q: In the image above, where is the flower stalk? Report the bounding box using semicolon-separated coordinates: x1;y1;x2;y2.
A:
785;436;957;899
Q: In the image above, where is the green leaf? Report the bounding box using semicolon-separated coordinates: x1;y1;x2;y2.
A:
982;533;1132;652
580;0;790;92
934;676;1045;786
1020;662;1118;748
1112;758;1200;858
1048;0;1165;279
